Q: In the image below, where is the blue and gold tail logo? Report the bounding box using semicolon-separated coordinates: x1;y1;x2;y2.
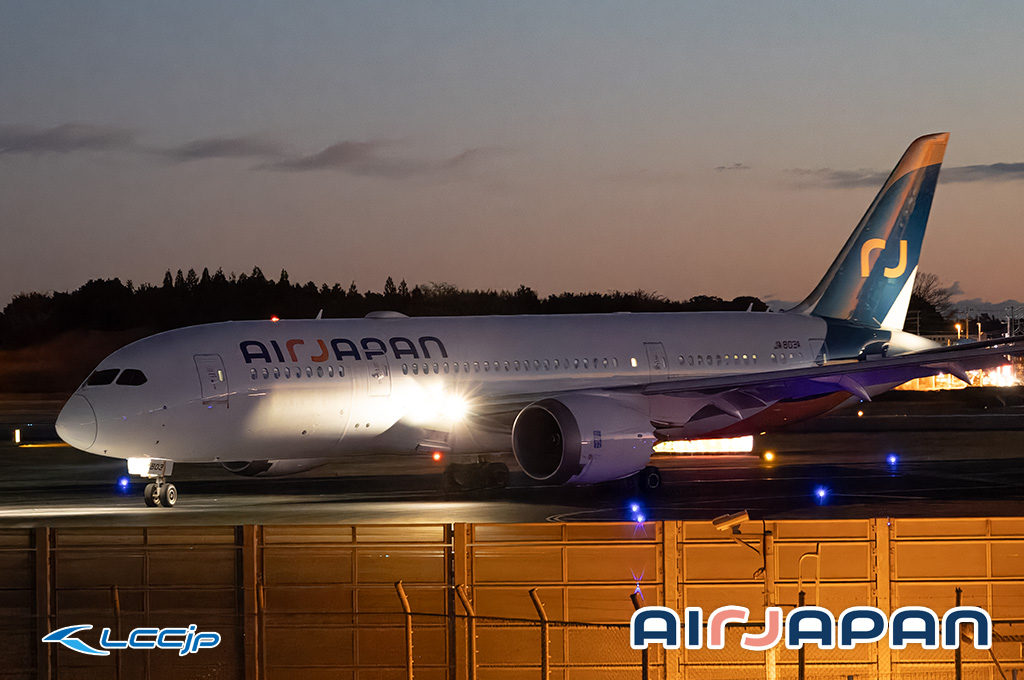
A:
860;239;908;279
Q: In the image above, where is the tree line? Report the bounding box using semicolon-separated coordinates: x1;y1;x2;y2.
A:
0;266;957;350
0;267;773;349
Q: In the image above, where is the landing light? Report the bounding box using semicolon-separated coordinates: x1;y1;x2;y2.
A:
127;458;151;476
763;451;775;462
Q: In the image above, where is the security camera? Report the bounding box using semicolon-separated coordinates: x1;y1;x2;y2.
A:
712;510;749;532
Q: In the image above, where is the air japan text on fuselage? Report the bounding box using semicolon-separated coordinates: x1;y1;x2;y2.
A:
240;336;448;364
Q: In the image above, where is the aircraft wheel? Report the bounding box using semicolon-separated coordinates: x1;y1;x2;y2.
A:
441;468;460;494
487;462;510;488
159;483;177;508
641;466;661;491
144;483;161;507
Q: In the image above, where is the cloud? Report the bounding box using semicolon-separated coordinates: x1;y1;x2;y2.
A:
0;121;507;179
157;135;287;162
790;162;1024;188
786;167;890;188
715;163;751;171
261;140;383;171
262;141;504;178
0;123;137;156
941;163;1024;183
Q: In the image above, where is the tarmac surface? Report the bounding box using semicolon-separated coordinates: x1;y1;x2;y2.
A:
2;391;1023;527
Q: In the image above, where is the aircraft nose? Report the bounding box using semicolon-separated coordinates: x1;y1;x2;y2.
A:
56;394;97;450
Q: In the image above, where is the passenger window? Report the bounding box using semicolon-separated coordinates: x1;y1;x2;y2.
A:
473;362;479;372
295;368;301;379
250;368;257;380
285;367;292;378
412;364;419;375
328;366;334;377
697;356;703;366
688;356;694;366
115;369;148;386
433;363;439;374
573;359;579;369
484;362;490;372
544;360;551;370
504;361;509;371
317;366;324;378
402;364;408;375
86;369;120;386
612;358;618;368
716;355;721;366
338;366;345;377
453;362;459;373
603;358;608;368
583;359;589;369
514;360;520;370
534;360;540;370
274;367;281;379
724;355;730;366
262;368;269;379
306;367;312;378
444;362;450;374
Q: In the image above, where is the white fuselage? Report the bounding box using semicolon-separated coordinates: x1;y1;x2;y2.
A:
57;311;830;465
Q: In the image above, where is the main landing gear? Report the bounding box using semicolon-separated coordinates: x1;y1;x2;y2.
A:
442;460;510;493
143;477;177;507
625;465;662;495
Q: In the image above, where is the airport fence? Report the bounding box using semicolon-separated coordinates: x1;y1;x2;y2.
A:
4;520;1024;679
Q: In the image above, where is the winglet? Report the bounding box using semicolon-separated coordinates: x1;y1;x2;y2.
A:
791;133;949;330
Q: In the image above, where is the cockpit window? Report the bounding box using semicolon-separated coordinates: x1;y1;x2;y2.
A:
86;369;120;386
116;369;148;386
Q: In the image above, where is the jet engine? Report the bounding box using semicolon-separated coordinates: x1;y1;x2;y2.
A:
511;394;654;485
220;459;330;477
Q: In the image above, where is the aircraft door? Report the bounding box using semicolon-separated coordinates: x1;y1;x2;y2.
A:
194;354;229;407
644;342;669;382
367;358;391;397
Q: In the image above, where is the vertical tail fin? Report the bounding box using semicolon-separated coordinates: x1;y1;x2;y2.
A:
791;133;948;330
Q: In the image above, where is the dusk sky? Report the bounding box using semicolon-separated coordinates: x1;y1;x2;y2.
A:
2;1;1023;312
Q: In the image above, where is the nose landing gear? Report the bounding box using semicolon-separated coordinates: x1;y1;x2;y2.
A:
131;459;177;508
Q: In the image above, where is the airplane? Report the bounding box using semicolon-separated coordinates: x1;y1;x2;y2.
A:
55;132;1024;507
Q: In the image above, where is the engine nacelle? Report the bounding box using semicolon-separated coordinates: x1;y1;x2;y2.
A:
511;394;654;485
220;459;330;477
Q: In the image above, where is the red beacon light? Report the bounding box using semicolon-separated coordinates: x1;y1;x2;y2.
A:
270;316;280;323
432;452;443;462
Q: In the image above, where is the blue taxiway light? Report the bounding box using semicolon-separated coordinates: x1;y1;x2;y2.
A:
887;454;899;466
814;486;829;503
117;477;131;491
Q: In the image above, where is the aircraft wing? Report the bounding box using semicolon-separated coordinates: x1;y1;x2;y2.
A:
640;335;1024;403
